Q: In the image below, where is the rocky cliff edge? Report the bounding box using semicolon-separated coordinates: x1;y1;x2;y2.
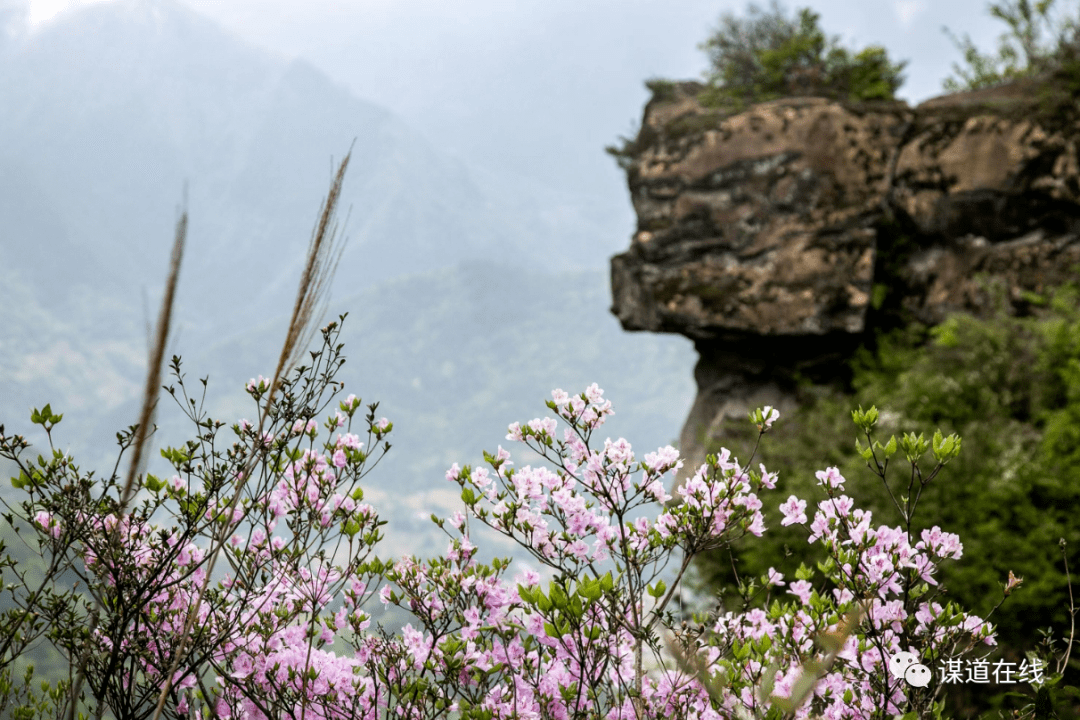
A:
609;76;1080;483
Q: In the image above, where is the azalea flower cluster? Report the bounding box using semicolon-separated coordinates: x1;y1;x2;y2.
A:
418;385;783;720
711;464;994;720
1;322;999;720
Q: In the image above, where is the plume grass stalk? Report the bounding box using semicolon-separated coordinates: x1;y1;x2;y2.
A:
149;150;351;720
66;207;187;720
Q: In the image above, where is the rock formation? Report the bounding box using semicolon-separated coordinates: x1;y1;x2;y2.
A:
609;77;1080;484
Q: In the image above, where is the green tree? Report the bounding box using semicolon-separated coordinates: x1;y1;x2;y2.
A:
699;0;907;106
942;0;1080;91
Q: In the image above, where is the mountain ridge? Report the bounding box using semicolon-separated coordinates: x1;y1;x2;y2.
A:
0;0;609;346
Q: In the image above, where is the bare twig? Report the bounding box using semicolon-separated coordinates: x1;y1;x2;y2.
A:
1058;539;1075;675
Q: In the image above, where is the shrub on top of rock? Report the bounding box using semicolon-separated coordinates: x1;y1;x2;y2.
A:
697;1;907;107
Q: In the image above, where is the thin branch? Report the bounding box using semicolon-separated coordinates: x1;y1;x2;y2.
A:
1059;539;1075;675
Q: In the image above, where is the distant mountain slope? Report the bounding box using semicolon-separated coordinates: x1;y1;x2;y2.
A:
0;0;607;348
0;0;692;562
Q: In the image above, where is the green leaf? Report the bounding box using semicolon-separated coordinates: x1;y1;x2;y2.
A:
569;594;583;619
579;582;602;603
600;571;614;592
549;582;568;610
851;405;879;432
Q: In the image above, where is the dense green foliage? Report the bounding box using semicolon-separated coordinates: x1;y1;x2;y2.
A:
698;1;907;106
691;280;1080;717
943;0;1080;91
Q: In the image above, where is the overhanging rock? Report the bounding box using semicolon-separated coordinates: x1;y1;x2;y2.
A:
610;78;1080;487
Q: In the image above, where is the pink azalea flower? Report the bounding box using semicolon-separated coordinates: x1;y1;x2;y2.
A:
815;466;846;491
779;495;807;526
788;579;814;605
759;463;778;489
333;449;347;468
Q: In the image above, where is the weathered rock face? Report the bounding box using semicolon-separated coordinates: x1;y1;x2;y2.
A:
610;78;1080;483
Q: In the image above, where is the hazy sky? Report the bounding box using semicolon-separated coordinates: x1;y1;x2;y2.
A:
21;0;1034;225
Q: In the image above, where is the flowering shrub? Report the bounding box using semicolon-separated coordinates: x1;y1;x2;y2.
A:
688;279;1080;716
0;317;1050;720
705;413;995;720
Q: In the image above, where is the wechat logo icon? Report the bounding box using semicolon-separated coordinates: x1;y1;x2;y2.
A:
888;650;932;688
